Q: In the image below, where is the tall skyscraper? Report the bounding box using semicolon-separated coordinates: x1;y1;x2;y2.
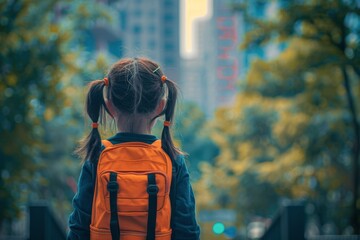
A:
83;1;124;58
180;0;283;117
122;0;181;82
181;18;217;116
181;0;242;116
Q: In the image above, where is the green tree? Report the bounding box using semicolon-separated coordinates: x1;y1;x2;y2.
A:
247;52;355;232
0;0;66;225
175;102;219;180
234;0;360;232
0;0;114;229
195;95;282;227
197;39;357;233
194;0;359;234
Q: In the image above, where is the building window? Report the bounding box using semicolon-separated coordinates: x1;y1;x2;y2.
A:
163;27;173;36
108;40;123;58
148;24;156;33
164;42;174;51
134;9;142;17
134;40;141;49
163;13;174;22
119;11;127;31
148;40;156;49
164;0;174;7
133;25;141;34
164;57;174;66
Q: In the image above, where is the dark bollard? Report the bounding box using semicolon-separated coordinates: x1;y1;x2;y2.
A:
261;201;305;240
29;203;66;240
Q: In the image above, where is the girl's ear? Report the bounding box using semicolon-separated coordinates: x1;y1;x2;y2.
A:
104;98;117;118
155;98;166;116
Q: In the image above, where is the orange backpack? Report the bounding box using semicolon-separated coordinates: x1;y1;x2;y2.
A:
90;140;173;240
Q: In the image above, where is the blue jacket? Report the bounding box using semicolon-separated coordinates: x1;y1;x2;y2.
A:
67;132;200;240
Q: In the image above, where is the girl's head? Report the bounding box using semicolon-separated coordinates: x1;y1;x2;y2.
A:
76;57;181;162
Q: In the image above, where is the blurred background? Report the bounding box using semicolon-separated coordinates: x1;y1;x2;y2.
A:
0;0;360;239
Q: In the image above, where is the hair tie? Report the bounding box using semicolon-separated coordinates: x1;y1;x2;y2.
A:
92;122;99;128
161;75;167;83
103;77;109;86
164;121;171;127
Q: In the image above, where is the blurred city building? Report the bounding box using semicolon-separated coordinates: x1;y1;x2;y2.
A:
86;0;181;82
122;0;180;82
83;1;125;58
181;0;242;117
182;0;285;117
181;18;217;116
85;0;284;117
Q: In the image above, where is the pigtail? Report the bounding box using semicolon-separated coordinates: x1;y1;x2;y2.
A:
75;80;108;163
161;79;183;160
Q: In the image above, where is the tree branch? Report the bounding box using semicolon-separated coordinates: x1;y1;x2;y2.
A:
341;66;360;234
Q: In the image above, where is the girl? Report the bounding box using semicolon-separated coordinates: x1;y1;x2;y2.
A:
67;57;200;239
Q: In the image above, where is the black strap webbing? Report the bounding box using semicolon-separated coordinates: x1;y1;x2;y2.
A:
146;173;158;240
169;164;177;230
107;172;120;240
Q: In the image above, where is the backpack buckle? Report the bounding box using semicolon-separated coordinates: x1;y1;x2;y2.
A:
147;184;159;195
107;181;119;192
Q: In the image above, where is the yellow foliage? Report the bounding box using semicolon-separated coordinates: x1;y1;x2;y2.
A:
230;158;251;176
22;30;33;43
291;183;313;198
237;142;254;160
316;166;345;190
7;74;18;86
44;108;54;121
49;24;59;33
246;60;270;87
211;131;228;148
194;162;217;207
0;84;4;94
273;111;309;144
301;21;317;37
257;146;305;183
78;4;90;18
7;33;20;48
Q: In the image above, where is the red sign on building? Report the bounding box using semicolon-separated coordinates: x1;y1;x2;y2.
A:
215;3;239;105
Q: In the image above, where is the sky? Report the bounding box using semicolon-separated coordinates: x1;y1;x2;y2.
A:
181;0;212;58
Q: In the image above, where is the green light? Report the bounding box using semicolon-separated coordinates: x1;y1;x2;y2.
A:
212;222;225;234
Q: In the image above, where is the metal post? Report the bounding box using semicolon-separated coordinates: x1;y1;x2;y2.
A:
283;203;305;240
28;203;66;240
29;205;46;240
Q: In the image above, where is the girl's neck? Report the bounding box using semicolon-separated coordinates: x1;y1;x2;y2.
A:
116;114;154;135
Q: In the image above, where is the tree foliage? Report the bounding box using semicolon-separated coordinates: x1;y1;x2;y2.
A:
196;0;360;234
175;102;219;180
1;0;66;223
0;0;114;228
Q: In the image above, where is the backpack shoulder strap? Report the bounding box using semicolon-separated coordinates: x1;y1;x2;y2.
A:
92;140;111;187
169;156;178;230
102;139;113;148
152;139;178;229
151;139;161;148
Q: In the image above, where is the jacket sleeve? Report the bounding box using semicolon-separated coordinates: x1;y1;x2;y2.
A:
171;156;201;240
67;160;95;240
